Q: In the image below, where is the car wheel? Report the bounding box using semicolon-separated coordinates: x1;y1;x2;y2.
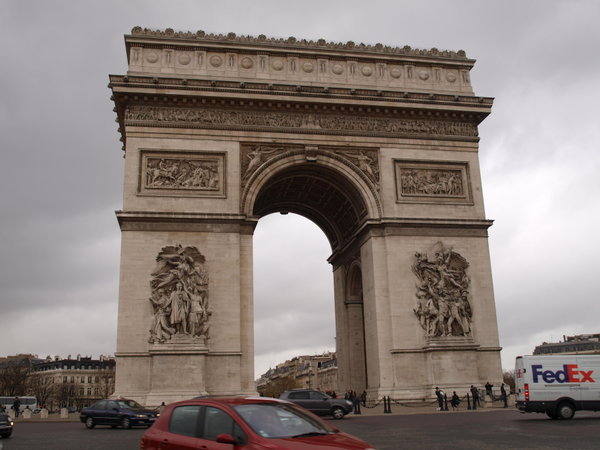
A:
85;417;95;429
546;410;558;419
331;407;345;420
557;402;575;420
121;417;132;429
0;431;12;438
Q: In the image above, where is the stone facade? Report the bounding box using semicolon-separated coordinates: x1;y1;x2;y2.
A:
110;28;502;405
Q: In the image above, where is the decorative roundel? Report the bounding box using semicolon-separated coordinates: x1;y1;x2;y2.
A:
390;67;402;79
332;64;344;75
361;65;373;77
209;55;223;67
271;59;284;71
418;70;430;80
145;51;159;63
241;57;254;69
446;72;457;83
178;54;191;65
302;62;314;73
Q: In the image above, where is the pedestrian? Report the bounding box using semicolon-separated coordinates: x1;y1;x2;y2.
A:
485;381;494;400
500;383;508;408
451;391;461;410
435;387;444;410
470;385;481;408
12;397;21;418
360;391;367;406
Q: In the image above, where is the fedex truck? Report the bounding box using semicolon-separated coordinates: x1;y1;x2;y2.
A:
515;355;600;419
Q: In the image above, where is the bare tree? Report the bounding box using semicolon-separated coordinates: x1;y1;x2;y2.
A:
258;376;299;398
0;364;29;396
26;374;54;408
97;373;115;400
503;369;515;393
55;383;77;409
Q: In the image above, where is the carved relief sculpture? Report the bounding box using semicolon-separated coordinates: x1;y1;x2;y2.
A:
412;242;472;337
125;105;478;139
401;168;463;197
139;151;226;198
241;145;283;183
145;157;220;190
148;245;210;344
240;144;380;191
340;149;380;186
395;161;471;205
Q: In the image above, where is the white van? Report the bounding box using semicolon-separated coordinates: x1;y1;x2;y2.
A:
515;355;600;419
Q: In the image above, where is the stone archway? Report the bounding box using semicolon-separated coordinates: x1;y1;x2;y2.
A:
109;28;503;405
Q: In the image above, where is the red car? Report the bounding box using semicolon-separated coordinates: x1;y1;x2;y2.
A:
140;396;375;449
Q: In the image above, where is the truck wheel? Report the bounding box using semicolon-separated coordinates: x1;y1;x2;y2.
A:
557;403;575;420
546;410;558;419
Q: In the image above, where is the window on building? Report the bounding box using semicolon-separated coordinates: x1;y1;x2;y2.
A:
81;377;85;383
88;376;92;383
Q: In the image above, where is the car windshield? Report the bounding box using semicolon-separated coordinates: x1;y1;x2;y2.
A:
115;400;143;409
233;402;337;439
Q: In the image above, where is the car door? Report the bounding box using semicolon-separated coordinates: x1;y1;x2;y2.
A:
89;400;108;425
307;391;330;415
161;405;203;449
287;391;313;412
197;406;247;449
104;400;121;426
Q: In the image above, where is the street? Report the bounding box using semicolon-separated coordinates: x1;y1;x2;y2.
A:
2;409;600;449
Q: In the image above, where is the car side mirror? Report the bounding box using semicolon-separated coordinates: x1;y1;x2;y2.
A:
216;433;236;444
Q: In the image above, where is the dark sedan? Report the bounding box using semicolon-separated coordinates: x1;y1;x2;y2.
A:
80;398;159;429
0;412;13;438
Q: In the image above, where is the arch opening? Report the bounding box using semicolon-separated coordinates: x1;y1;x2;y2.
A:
253;213;335;381
252;163;369;252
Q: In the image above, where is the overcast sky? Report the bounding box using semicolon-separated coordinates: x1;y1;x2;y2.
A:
1;0;599;381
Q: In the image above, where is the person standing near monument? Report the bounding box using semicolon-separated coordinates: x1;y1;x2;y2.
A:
485;381;494;400
470;385;481;408
500;383;508;408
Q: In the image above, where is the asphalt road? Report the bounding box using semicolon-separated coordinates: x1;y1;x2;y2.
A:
2;409;600;449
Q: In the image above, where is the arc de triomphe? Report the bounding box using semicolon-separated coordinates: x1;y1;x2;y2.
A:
109;27;502;405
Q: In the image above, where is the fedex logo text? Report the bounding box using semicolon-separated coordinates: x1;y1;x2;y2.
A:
532;364;595;384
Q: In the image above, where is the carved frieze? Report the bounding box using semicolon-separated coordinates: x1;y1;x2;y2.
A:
125;105;478;139
148;245;210;345
412;242;472;338
139;150;226;198
395;160;471;204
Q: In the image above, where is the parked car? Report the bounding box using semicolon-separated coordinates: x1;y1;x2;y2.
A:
140;396;375;449
279;389;354;419
0;412;13;438
80;398;159;429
